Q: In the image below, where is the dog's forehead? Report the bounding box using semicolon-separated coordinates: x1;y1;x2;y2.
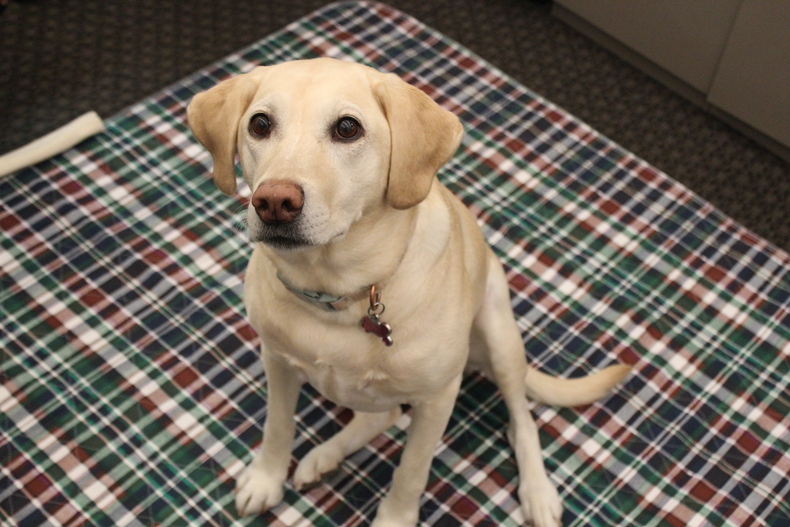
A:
254;59;378;104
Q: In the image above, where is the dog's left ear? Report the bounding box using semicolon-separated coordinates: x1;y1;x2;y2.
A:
375;75;464;209
187;70;261;195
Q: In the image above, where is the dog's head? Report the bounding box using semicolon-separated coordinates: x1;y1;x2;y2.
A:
187;58;463;250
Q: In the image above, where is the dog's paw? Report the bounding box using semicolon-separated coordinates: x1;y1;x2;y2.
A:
293;443;344;490
519;478;562;527
235;464;285;517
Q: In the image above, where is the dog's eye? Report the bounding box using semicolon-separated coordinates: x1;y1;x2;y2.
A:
335;117;361;141
249;113;271;138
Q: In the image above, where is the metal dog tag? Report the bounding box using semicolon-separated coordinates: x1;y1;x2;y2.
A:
361;285;393;346
361;314;393;346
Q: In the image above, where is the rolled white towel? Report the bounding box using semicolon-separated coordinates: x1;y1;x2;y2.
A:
0;111;105;179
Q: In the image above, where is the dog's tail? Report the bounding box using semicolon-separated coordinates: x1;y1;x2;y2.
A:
524;364;632;407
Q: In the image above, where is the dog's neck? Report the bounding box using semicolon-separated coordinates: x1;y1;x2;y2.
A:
263;204;418;299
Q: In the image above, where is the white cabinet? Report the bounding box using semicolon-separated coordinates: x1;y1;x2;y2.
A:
555;0;790;154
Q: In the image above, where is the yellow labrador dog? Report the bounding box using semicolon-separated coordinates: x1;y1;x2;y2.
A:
188;58;631;527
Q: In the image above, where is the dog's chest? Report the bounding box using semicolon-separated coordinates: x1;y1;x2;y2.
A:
276;341;413;413
259;305;466;412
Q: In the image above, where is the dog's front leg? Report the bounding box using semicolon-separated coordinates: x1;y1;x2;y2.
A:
236;350;302;517
371;375;462;527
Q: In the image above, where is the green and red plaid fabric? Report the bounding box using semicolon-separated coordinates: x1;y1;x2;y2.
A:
2;2;789;526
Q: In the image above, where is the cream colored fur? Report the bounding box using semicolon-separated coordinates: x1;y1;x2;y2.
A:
187;58;631;527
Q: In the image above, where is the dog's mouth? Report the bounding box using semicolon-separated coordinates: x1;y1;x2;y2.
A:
263;234;312;250
251;223;313;250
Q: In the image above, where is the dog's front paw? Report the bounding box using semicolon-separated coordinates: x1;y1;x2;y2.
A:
519;478;562;527
235;464;285;517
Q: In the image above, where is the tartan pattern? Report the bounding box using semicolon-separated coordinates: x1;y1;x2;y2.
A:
2;1;789;525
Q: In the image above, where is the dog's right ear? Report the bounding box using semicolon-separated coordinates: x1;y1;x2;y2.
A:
187;71;260;195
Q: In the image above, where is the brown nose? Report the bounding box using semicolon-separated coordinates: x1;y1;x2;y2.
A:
251;180;304;225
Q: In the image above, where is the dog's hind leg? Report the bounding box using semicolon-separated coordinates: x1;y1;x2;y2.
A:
471;253;562;527
293;407;402;490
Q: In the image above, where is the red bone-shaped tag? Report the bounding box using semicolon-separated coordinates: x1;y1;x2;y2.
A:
362;315;393;346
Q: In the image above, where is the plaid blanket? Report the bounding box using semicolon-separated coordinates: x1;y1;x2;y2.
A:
2;2;789;526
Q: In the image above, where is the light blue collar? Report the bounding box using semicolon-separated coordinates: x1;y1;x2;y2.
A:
276;272;364;311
